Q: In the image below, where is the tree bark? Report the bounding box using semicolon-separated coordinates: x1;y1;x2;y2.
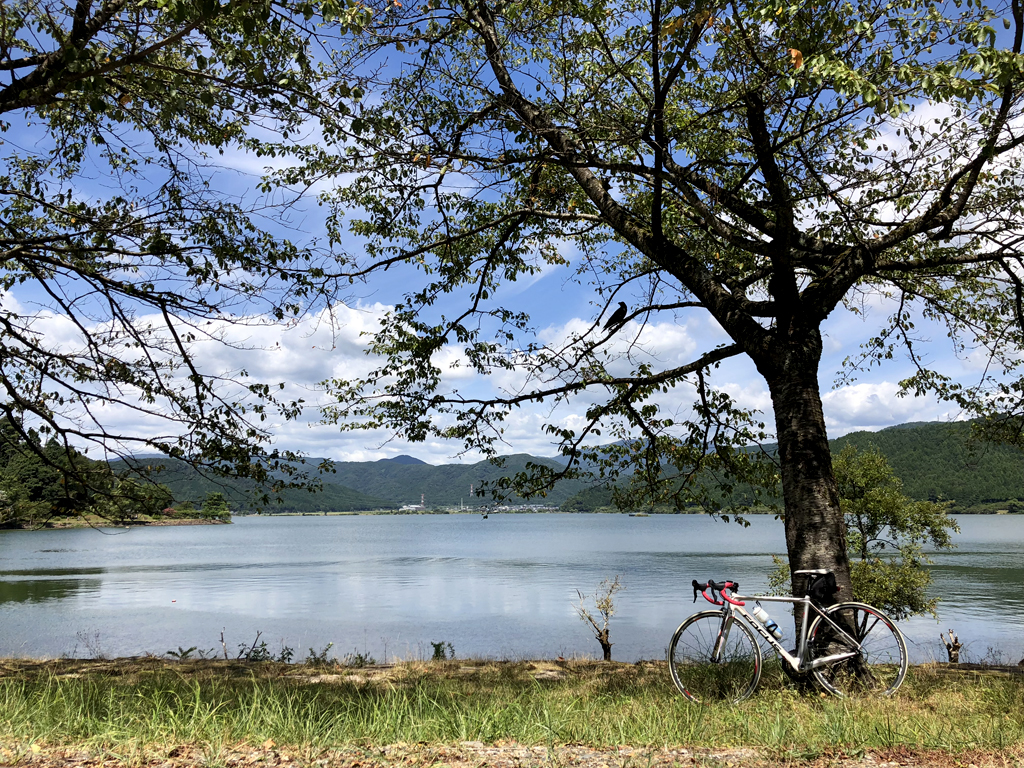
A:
598;630;612;661
758;331;852;628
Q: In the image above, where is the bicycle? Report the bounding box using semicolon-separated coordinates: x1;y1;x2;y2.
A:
668;570;908;703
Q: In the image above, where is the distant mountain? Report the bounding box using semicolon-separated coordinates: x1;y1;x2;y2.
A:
379;455;427;465
113;452;588;512
323;453;587;506
113;458;396;513
116;420;1024;514
558;420;1024;512
833;420;1024;507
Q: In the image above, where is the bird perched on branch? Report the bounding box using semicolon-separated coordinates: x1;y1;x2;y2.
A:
603;301;628;333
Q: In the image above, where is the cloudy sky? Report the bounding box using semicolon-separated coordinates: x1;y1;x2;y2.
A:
8;218;976;467
5;82;998;469
105;256;974;465
142;112;981;465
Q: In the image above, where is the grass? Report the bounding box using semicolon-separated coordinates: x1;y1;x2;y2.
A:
0;657;1022;756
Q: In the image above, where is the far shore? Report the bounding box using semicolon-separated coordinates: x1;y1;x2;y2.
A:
1;516;231;531
6;507;1021;531
240;507;1024;516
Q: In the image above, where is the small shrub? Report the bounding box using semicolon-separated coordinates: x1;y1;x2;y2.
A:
430;641;455;661
341;649;376;667
238;639;273;662
306;642;335;667
166;646;198;661
236;631;291;662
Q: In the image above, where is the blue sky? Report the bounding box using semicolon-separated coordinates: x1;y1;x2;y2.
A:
2;121;986;466
3;57;1002;468
97;236;974;464
167;128;980;463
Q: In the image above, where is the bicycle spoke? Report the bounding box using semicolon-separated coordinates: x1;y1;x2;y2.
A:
859;614;880;640
669;612;761;704
808;603;907;698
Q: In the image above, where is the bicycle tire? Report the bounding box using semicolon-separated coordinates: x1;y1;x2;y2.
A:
668;610;762;704
807;601;908;697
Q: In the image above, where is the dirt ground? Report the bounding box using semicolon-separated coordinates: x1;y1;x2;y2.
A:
2;740;1023;768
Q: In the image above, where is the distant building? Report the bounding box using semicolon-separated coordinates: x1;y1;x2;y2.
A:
400;493;426;511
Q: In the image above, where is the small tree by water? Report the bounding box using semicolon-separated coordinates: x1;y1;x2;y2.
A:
771;445;958;620
574;576;623;661
201;493;231;521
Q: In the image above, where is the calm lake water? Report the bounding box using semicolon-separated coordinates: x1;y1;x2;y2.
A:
0;514;1021;664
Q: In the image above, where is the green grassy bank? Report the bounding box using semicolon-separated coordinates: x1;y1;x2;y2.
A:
0;658;1022;756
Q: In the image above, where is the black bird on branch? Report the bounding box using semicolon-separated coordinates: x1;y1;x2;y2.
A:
603;301;627;333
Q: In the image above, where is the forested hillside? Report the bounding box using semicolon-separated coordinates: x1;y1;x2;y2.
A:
325;454;585;507
128;453;582;512
0;417;175;526
119;459;397;513
559;422;1024;513
69;420;1024;515
833;422;1024;507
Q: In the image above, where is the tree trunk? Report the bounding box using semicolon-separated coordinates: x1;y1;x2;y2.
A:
760;333;852;628
597;629;612;661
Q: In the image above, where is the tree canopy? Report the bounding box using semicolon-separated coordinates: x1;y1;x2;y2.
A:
0;416;173;526
0;0;358;502
305;0;1024;595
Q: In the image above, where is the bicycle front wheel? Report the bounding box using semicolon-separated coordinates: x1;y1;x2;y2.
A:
807;602;908;697
668;610;762;704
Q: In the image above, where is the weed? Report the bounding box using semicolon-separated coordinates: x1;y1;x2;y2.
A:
341;650;376;668
306;643;335;667
236;632;294;663
237;633;272;662
980;646;1007;666
74;631;107;659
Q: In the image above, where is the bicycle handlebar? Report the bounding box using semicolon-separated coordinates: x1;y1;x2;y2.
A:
691;579;745;606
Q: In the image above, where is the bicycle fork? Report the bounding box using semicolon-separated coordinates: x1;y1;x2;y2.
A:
711;612;735;663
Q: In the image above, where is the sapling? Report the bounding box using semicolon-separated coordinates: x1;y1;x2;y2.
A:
574;576;623;661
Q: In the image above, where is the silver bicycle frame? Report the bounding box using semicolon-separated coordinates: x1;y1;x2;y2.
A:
719;593;861;672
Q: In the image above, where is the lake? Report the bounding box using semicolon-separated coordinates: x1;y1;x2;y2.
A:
0;513;1021;664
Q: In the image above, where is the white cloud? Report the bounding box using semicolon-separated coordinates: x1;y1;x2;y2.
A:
2;276;1004;465
821;381;963;436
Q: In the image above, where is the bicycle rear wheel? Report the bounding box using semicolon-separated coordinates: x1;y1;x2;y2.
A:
668;610;762;704
807;601;907;697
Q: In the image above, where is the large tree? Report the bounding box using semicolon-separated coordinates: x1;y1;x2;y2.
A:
309;0;1024;598
0;0;362;502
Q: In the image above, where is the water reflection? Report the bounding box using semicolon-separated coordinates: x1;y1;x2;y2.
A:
0;577;99;604
0;514;1021;663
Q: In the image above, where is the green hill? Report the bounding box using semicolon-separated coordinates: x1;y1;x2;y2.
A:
114;453;588;512
118;420;1024;515
558;421;1024;513
324;453;586;506
114;459;396;513
833;421;1024;508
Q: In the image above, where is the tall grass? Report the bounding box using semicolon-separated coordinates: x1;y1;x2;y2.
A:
0;660;1022;753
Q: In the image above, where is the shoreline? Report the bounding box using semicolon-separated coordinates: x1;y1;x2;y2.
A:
4;509;1019;531
1;517;230;530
